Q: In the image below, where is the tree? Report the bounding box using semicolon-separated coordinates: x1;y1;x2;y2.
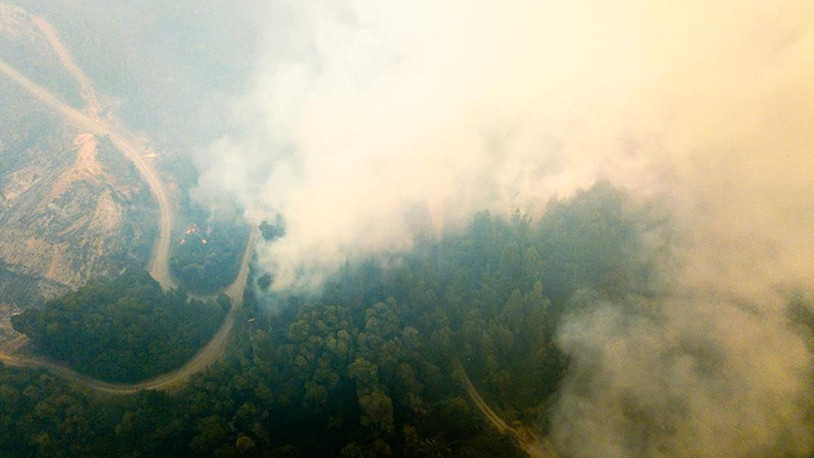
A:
12;270;226;382
259;216;286;241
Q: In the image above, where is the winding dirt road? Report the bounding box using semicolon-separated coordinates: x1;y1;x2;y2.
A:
0;15;257;393
1;230;255;394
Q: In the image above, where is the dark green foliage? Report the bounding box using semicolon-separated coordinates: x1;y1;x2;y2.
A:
11;270;227;382
179;181;652;453
256;274;272;291
1;182;660;456
259;216;286;241
0;365;120;458
537;180;653;305
170;220;249;294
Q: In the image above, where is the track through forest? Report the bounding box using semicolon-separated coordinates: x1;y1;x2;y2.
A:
0;230;255;394
0;12;255;393
454;360;558;458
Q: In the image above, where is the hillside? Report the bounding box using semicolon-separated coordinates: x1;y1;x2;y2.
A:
0;6;157;343
7;0;259;146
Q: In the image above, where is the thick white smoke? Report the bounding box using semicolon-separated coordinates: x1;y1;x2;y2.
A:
195;0;814;454
553;292;813;457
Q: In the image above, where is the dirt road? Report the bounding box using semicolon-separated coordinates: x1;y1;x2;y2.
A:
0;18;259;392
0;56;175;290
29;13;101;118
0;229;256;394
454;360;559;458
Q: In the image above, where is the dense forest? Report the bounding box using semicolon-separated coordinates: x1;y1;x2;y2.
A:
11;270;228;382
0;183;692;456
170;219;249;294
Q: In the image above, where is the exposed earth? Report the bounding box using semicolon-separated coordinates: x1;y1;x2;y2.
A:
0;4;257;393
0;4;170;345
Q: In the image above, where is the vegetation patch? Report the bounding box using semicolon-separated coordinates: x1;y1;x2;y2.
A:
170;220;248;294
11;270;228;383
0;183;691;456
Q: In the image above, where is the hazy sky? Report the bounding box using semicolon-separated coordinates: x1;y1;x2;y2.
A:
194;1;814;454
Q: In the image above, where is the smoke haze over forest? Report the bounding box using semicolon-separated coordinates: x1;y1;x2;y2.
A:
197;0;814;293
191;0;814;455
1;0;813;455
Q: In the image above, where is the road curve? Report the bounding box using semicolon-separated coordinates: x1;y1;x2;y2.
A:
0;229;256;394
0;48;258;392
0;56;175;289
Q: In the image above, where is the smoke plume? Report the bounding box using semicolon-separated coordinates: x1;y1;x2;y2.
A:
194;0;814;454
